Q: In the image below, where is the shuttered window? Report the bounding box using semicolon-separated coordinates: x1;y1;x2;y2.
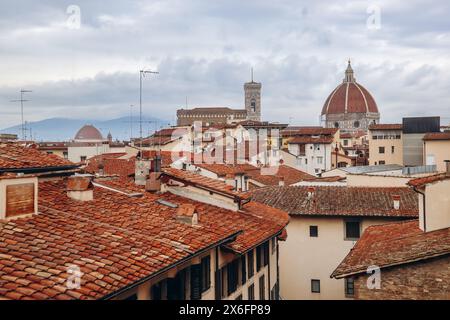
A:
241;255;247;285
201;256;211;292
190;264;202;300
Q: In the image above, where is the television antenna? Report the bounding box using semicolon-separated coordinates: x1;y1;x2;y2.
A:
10;89;32;140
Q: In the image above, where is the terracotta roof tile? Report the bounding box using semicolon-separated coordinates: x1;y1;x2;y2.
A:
0;176;288;300
408;173;450;188
288;136;334;144
368;124;403;130
0;143;75;172
251;186;418;218
331;220;450;278
247;165;315;186
423;132;450;141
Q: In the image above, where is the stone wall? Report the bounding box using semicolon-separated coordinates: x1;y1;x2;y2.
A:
353;255;450;300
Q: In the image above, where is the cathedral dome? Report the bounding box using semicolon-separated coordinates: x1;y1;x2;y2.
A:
321;61;379;115
74;124;104;142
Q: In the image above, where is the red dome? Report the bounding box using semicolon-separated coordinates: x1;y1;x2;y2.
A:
321;62;379;115
74;125;103;141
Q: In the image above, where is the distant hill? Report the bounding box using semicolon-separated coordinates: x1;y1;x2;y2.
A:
0;116;171;141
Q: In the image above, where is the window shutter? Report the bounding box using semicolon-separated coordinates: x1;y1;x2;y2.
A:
190;264;202;300
215;269;222;300
241;256;247;285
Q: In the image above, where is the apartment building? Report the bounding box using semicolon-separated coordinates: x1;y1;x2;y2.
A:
251;185;418;299
368;124;403;166
332;172;450;299
423;132;450;172
0;143;288;300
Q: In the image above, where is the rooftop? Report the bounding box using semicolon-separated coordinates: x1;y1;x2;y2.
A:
0;143;76;173
423;132;450;141
250;186;418;218
0;177;288;300
331;220;450;278
369;124;403;131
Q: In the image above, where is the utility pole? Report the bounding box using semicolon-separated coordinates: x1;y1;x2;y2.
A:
139;70;158;154
11;89;32;140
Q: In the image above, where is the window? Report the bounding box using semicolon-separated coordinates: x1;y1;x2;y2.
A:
46;151;53;155
201;256;211;292
311;279;320;293
247;250;254;278
305;158;308;165
379;160;385;165
227;259;240;295
256;242;269;272
248;283;255;300
343;139;348;146
63;151;68;159
151;281;163;300
250;99;256;112
354;121;360;128
259;275;265;300
309;226;318;237
241;255;247;285
345;220;361;240
235;294;243;300
125;293;138;300
271;238;276;254
317;156;323;165
256;246;262;272
345;278;355;297
378;147;385;154
391;146;395;154
334;122;339;128
80;156;87;162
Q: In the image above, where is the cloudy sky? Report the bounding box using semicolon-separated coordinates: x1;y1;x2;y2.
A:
1;0;450;130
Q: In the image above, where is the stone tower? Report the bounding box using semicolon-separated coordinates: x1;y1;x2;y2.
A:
244;70;262;121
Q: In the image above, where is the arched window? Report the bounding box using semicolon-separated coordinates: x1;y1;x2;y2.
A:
334;122;339;128
250;99;256;112
354;121;360;128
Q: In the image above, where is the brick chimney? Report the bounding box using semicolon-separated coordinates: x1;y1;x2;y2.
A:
67;175;94;201
176;204;199;225
278;176;285;187
392;194;401;210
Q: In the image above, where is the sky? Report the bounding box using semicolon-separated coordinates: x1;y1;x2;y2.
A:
1;0;450;130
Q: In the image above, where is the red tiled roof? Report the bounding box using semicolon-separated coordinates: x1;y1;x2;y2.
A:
282;127;338;137
195;163;259;177
423;132;450;141
331;220;450;278
303;176;346;182
322;82;378;115
408;173;450;188
0;177;288;299
0;143;76;172
288;136;334;144
251;186;418;218
368;124;403;130
163;168;250;200
247;165;314;186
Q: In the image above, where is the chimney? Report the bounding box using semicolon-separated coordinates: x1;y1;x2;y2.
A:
278;176;285;187
135;159;151;186
67;175;94;201
145;172;162;193
154;153;162;173
176;204;199;226
392;194;401;210
307;186;315;199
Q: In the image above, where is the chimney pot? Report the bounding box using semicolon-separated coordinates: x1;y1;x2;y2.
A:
307;186;315;199
176;204;199;225
67;175;94;201
278;176;285;186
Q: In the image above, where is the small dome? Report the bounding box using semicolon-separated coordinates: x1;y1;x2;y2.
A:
321;61;379;115
74;125;103;141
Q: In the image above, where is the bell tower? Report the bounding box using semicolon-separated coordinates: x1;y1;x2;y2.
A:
244;68;262;121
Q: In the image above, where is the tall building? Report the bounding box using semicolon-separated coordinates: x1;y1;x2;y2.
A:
321;61;380;132
177;75;262;126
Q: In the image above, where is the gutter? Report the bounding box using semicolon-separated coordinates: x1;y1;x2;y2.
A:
0;165;80;174
100;231;242;300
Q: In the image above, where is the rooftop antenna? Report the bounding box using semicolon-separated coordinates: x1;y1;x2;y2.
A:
251;67;254;82
11;89;32;140
139;69;159;156
185;96;188;109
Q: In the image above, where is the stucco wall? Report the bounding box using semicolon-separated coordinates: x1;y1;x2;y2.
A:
280;216;406;300
424;140;450;172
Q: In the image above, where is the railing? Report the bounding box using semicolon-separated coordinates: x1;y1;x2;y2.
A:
402;165;437;175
